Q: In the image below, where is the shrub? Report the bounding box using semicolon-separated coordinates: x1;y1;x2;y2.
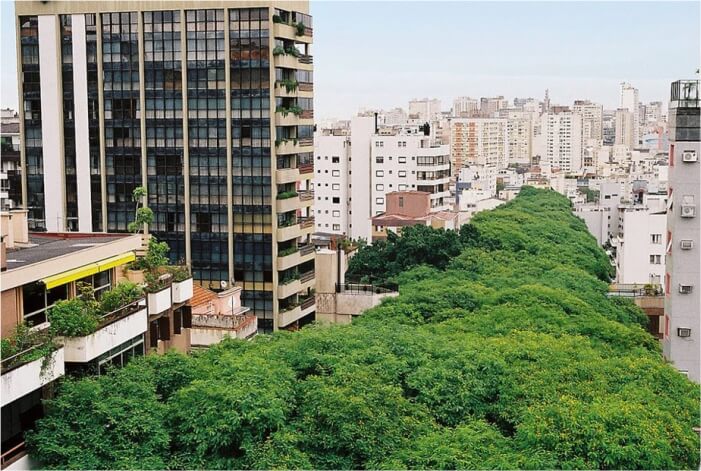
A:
100;282;144;314
48;298;99;337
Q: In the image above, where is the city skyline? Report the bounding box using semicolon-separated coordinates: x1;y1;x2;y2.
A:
1;1;700;116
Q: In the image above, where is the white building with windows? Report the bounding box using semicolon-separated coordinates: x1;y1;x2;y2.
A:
620;82;640;146
535;111;584;173
450;118;509;172
573;100;603;143
614;195;668;288
314;117;450;241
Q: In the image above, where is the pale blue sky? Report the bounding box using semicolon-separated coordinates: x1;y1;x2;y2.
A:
1;1;699;119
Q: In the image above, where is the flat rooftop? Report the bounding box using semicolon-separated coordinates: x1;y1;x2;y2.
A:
5;233;133;270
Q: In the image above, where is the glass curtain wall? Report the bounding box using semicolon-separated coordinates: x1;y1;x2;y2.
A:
102;12;141;232
186;9;228;285
230;7;273;331
20;16;44;230
86;14;103;231
144;10;185;263
60;15;78;231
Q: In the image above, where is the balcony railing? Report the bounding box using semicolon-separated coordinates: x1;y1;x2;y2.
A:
299;190;314;201
300;270;315;283
607;283;663;298
335;282;399;295
299;54;313;64
299;244;315;256
298;137;313;147
299;216;314;228
301;296;315;310
97;298;145;329
299;163;314;174
1;441;26;469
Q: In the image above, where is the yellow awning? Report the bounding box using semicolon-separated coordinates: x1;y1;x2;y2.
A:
98;252;135;271
41;252;136;289
42;264;100;289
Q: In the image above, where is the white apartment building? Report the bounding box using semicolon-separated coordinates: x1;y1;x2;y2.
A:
452;96;479;117
507;118;532;165
614;197;667;288
620;82;640;146
663;80;700;382
615;109;636;149
480;96;509;117
314;116;450;241
450;118;509;172
536;111;584;173
573;100;603;142
408;98;442;122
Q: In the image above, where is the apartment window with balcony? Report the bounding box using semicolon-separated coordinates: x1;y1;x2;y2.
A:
22;282;69;326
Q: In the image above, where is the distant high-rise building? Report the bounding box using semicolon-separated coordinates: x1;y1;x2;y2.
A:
615;109;636;148
450;118;509;171
15;1;316;332
542;88;551;114
452;96;479;117
663;79;700;382
408;98;441;122
1;109;21;210
479;96;508;117
573;100;603;142
506;118;532;165
314;118;450;241
537;110;584;173
620;82;640;146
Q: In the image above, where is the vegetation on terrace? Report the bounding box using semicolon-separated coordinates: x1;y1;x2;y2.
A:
27;188;700;470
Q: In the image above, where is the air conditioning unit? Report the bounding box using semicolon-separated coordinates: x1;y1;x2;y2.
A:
681;150;698;162
680;204;696;218
679;284;693;294
677;327;692;338
680;239;694;250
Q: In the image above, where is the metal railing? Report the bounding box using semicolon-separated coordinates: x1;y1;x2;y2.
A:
300;270;315;283
607;284;663;298
299;244;315;256
1;341;54;374
300;296;315;310
299;54;313;64
1;441;26;468
98;298;145;327
335;282;398;295
299;216;314;228
298;190;314;201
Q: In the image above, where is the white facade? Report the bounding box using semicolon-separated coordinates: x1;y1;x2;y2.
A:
507;118;532;165
314;118;450;241
408;98;441;122
452;96;479;117
620;82;640;146
537;112;584;173
615;109;635;149
450;118;509;172
615;204;667;287
573;100;603;142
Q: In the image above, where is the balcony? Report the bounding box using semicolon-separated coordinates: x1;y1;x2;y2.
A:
298;190;314;203
147;283;172;315
1;345;65;407
275;81;312;98
276;139;313;155
190;312;256;346
172;277;193;304
277;244;315;271
276;193;302;212
279;304;303;327
276;167;300;184
273;22;312;43
278;277;302;298
274;53;313;71
277;222;301;241
60;300;148;363
300;295;315;317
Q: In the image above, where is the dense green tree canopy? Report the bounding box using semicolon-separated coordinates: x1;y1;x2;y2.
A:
28;188;700;469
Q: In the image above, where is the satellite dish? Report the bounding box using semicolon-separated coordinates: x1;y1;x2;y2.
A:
220;280;228;289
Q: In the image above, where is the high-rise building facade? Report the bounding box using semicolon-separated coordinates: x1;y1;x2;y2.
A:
452;96;479;117
536;111;584;173
450;118;509;171
314;117;450;241
573;100;603;142
615;109;635;149
408;98;441;122
663;79;700;382
14;1;315;332
506;117;532;165
620;82;640;146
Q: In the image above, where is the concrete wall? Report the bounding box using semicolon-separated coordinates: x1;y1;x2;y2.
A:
1;288;21;337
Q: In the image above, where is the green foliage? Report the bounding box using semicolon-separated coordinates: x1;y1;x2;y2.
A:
128;186;153;233
272;45;285;56
278;246;298;257
28;187;701;470
130;237;170;272
276;190;298;200
99;282;144;313
0;324;55;371
166;265;191;283
294;21;306;36
48;298;99;337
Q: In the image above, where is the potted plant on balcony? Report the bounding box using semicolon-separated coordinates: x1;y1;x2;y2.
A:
144;271;173;315
272;14;283;23
276;190;298;200
294;21;306;36
48;283;101;338
0;323;57;377
272;45;285;56
99;281;144;317
168;265;193;304
124;186;154;283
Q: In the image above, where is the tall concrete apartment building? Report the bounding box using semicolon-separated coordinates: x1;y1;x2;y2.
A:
535;110;584;173
314;117;451;241
663;79;700;382
620;82;640;146
573;100;603;142
14;1;315;332
615;109;636;149
452;96;479;118
450;118;509;171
